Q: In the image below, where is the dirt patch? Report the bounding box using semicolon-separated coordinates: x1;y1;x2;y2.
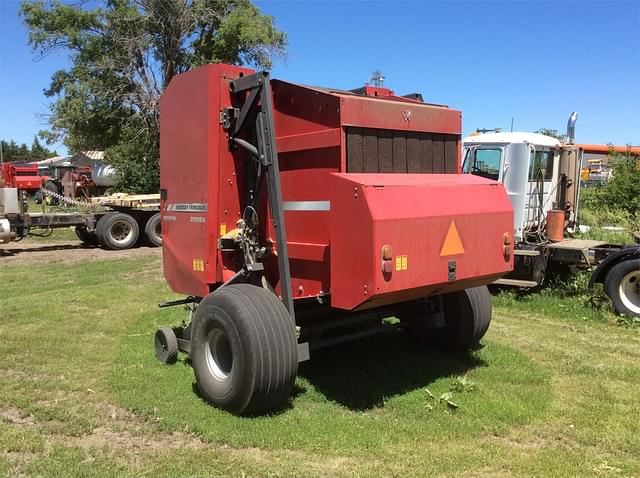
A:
0;240;161;266
0;408;36;426
66;427;205;454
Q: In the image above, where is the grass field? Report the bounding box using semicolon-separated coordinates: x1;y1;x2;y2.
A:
0;247;639;477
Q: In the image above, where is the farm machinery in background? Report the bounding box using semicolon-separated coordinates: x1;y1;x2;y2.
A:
34;160;118;204
463;114;640;319
154;63;514;415
0;160;161;249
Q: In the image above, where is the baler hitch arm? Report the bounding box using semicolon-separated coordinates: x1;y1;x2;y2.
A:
222;71;295;322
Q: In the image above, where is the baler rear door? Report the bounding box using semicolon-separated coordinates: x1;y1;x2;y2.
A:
329;173;513;310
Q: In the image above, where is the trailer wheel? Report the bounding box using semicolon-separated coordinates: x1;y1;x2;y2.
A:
96;212;139;250
406;286;492;350
155;327;179;364
604;259;640;318
75;225;98;246
144;213;162;247
190;284;298;415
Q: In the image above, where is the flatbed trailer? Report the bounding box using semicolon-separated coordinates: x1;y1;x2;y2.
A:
0;189;162;249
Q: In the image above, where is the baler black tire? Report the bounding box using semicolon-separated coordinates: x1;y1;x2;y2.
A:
96;212;139;250
75;225;98;246
190;284;298;415
604;259;640;318
155;327;178;364
406;286;492;350
144;213;162;247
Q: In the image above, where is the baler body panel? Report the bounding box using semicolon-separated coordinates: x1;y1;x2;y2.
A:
160;64;254;296
329;173;513;310
160;64;513;309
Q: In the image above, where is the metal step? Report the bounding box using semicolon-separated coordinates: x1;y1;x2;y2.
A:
493;278;539;288
514;249;540;257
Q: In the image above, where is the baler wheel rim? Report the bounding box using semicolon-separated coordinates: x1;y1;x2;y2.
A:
205;328;233;380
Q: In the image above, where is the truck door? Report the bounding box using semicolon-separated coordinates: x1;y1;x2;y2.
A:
526;147;558;228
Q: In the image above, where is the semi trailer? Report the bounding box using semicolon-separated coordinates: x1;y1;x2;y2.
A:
0;187;162;249
154;63;515;415
462;114;640;319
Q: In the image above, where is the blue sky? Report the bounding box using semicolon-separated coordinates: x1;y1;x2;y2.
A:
0;0;638;155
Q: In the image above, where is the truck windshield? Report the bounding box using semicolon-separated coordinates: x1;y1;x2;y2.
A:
463;148;502;180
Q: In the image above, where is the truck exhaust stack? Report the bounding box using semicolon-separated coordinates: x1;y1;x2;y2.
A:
566;111;578;144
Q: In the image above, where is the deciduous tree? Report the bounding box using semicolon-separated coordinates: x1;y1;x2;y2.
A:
21;0;286;191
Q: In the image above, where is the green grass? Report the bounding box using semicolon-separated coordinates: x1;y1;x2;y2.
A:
0;252;639;476
577;189;639;245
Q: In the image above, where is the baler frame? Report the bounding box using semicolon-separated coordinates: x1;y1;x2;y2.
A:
220;71;295;321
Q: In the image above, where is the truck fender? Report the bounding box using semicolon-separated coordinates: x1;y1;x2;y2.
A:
589;245;640;287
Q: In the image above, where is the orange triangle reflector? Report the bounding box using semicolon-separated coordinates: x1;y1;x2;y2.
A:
440;220;465;256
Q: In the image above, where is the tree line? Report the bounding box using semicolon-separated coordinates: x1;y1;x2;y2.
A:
1;137;57;163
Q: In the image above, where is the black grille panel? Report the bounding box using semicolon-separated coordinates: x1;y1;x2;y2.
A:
346;127;458;174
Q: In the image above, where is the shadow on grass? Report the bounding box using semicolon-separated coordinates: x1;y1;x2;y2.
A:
0;243;94;256
298;330;486;411
190;377;306;417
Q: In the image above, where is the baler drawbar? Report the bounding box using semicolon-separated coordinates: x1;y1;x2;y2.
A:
155;64;514;415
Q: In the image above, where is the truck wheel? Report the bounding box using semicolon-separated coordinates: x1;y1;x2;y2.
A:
144;213;162;247
190;284;298;415
604;259;640;318
75;225;98;246
406;286;492;350
155;327;178;364
96;212;140;250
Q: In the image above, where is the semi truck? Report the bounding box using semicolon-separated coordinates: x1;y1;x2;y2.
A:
154;63;515;415
462;114;640;319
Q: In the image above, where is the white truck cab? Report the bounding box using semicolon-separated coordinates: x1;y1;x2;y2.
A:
462;132;563;242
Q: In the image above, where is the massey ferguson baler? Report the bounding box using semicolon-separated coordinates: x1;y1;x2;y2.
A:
155;64;514;415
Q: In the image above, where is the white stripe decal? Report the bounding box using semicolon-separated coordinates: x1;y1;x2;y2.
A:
165;203;208;212
283;201;330;211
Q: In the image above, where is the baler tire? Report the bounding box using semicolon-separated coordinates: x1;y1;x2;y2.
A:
96;212;139;250
190;284;298;415
144;213;162;247
75;225;98;246
604;259;640;318
406;286;492;350
155;327;179;364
